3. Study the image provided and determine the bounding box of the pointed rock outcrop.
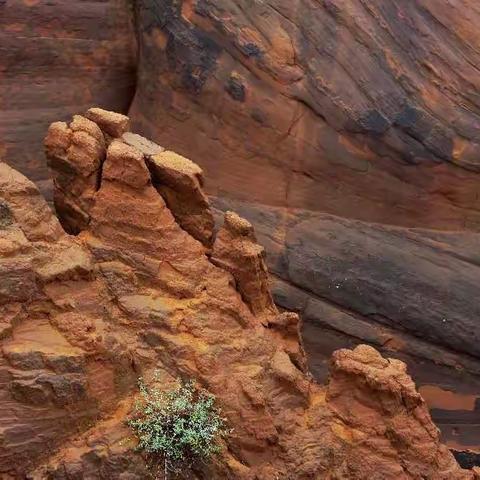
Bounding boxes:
[0,110,476,479]
[211,211,277,318]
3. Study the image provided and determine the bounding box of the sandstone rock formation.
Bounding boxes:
[6,1,480,230]
[216,196,480,454]
[0,0,136,198]
[130,0,480,231]
[3,0,480,461]
[0,109,475,479]
[211,211,276,318]
[133,0,480,452]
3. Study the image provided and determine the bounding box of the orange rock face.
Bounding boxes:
[0,109,477,478]
[211,211,277,318]
[130,0,480,231]
[4,0,480,451]
[128,2,480,451]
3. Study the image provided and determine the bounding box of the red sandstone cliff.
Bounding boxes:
[0,108,476,479]
[128,1,480,453]
[2,0,480,457]
[130,0,480,230]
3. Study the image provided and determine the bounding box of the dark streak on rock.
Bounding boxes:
[394,104,454,162]
[166,28,221,94]
[194,0,210,17]
[251,108,269,125]
[239,42,262,58]
[452,449,480,469]
[344,110,391,135]
[139,0,221,94]
[0,201,13,229]
[225,75,246,102]
[359,110,391,135]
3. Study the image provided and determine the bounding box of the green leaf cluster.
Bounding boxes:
[128,378,229,476]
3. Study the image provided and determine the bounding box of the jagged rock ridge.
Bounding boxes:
[3,0,480,454]
[0,108,477,479]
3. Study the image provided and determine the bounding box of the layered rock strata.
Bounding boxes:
[4,0,480,455]
[0,109,476,478]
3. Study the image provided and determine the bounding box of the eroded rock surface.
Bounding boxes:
[4,1,480,458]
[0,0,137,198]
[130,0,480,231]
[326,345,474,480]
[7,0,480,231]
[211,211,277,318]
[127,2,480,454]
[0,110,476,479]
[213,196,480,453]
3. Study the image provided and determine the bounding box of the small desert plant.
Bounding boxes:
[128,376,229,479]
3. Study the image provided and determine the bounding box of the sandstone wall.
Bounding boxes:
[127,0,480,455]
[0,109,477,479]
[2,0,480,459]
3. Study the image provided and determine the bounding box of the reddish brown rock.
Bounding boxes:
[84,107,130,139]
[126,6,480,457]
[211,211,277,318]
[266,311,307,373]
[4,2,480,459]
[130,0,480,232]
[0,0,136,198]
[0,111,477,478]
[8,0,480,232]
[125,3,480,456]
[44,116,106,234]
[214,196,480,454]
[103,139,151,189]
[325,345,471,480]
[147,150,215,247]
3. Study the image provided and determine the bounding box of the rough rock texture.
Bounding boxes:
[0,110,476,479]
[126,1,480,455]
[4,0,480,462]
[0,0,137,198]
[147,150,215,247]
[211,211,276,318]
[130,0,480,231]
[44,115,107,234]
[326,345,480,480]
[8,0,480,229]
[213,196,480,453]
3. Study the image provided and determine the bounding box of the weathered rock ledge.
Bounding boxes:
[3,0,480,456]
[0,108,477,479]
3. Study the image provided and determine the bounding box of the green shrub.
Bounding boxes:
[128,377,229,478]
